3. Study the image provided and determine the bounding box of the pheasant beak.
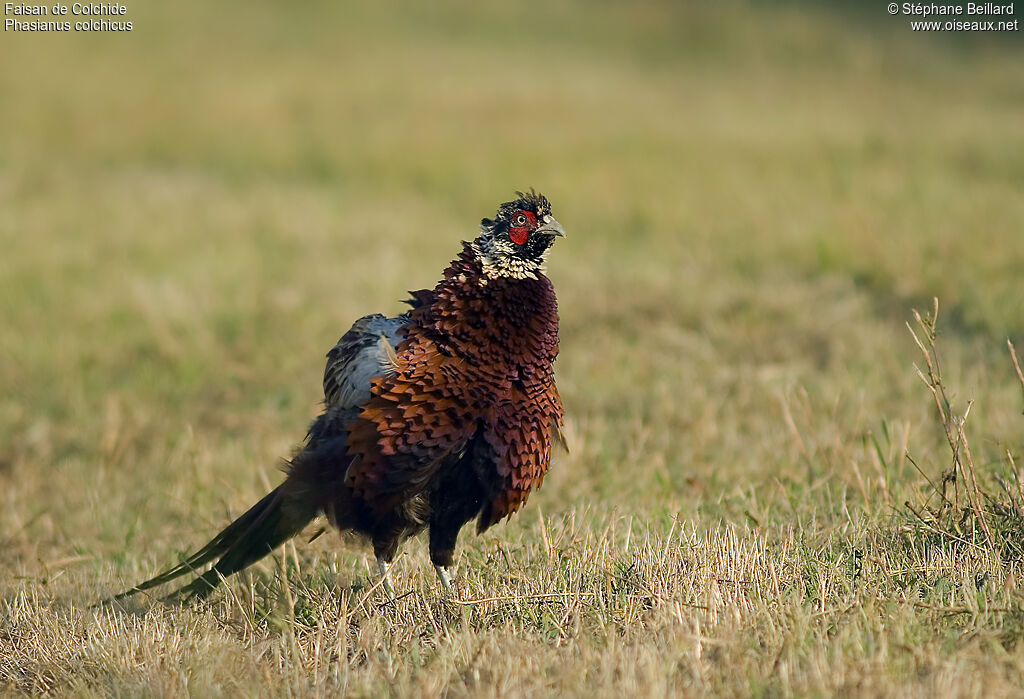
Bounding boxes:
[536,216,566,239]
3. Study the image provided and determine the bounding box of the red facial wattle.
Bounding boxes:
[509,210,537,245]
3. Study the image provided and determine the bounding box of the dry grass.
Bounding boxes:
[3,0,1024,696]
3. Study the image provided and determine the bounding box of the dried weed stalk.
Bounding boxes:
[905,298,1024,564]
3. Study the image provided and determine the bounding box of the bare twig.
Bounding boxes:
[449,592,597,606]
[913,602,1011,615]
[904,452,951,509]
[448,590,710,611]
[1009,339,1024,409]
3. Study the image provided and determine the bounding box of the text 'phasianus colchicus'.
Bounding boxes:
[110,191,566,602]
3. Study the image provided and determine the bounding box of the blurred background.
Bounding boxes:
[1,0,1022,552]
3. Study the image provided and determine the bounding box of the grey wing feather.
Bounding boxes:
[323,313,408,410]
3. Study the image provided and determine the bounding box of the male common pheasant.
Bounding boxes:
[111,190,565,602]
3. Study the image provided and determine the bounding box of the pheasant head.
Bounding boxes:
[472,190,566,281]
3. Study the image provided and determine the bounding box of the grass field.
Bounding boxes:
[2,1,1024,695]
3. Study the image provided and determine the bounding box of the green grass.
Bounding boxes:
[2,0,1024,695]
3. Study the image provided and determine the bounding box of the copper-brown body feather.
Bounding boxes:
[346,244,562,525]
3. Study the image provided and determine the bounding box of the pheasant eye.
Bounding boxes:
[512,213,528,227]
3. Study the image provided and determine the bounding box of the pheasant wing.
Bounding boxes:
[344,333,477,512]
[323,313,407,411]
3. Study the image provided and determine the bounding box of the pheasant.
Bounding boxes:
[110,190,566,602]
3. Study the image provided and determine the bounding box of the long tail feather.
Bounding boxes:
[108,485,315,604]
